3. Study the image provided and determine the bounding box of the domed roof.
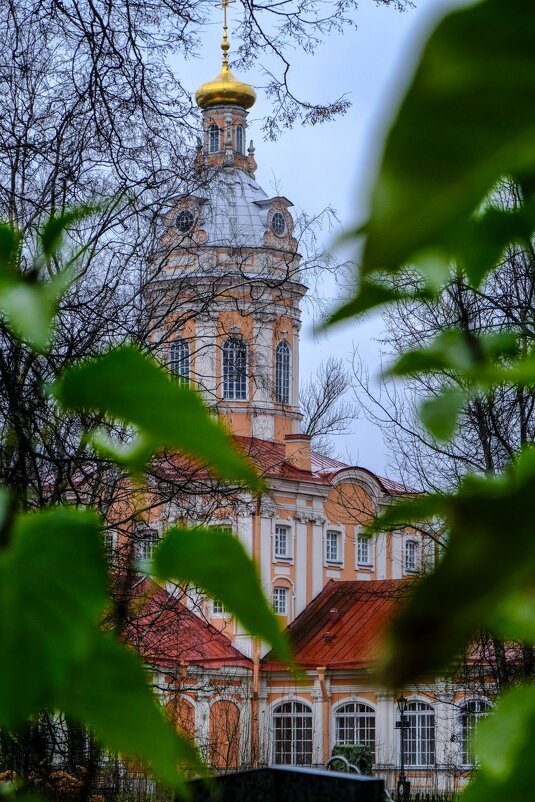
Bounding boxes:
[195,63,257,110]
[198,168,269,248]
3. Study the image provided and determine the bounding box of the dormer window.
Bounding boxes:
[235,124,244,154]
[208,124,220,154]
[175,209,195,235]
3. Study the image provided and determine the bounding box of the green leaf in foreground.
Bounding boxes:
[462,685,535,802]
[328,0,535,325]
[60,633,202,790]
[0,507,106,728]
[380,448,535,685]
[52,345,262,488]
[420,388,469,441]
[153,526,291,663]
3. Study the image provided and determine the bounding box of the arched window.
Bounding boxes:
[404,701,435,767]
[335,702,376,761]
[235,124,244,154]
[222,337,248,400]
[460,700,490,766]
[209,700,240,769]
[167,697,195,744]
[275,340,291,404]
[272,586,288,615]
[208,124,220,154]
[272,701,312,766]
[168,338,190,385]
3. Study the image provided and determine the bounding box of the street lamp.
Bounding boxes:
[396,696,410,802]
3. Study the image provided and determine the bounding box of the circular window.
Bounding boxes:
[176,209,195,234]
[271,211,286,237]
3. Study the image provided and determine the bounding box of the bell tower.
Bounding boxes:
[151,1,306,444]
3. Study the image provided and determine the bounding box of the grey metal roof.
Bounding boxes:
[197,168,286,248]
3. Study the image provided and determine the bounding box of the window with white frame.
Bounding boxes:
[272,701,313,765]
[272,586,289,615]
[168,338,190,384]
[274,525,291,559]
[208,124,220,153]
[357,534,373,566]
[404,701,435,767]
[235,124,244,154]
[326,530,342,563]
[405,539,419,573]
[222,337,248,400]
[460,699,490,766]
[135,526,159,562]
[275,340,291,404]
[212,599,230,616]
[335,702,376,761]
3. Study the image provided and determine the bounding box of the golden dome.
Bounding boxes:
[195,1,256,111]
[195,63,257,110]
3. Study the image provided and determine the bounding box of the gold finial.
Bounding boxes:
[219,0,234,70]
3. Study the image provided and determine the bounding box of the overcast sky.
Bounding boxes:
[174,0,463,478]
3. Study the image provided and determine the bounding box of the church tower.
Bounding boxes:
[153,3,307,445]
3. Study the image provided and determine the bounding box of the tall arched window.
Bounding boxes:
[235,124,244,154]
[208,124,220,154]
[460,700,490,766]
[168,338,190,385]
[335,702,376,761]
[275,340,291,404]
[404,701,435,767]
[272,701,312,766]
[222,337,248,400]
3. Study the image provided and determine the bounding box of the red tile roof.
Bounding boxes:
[125,580,252,671]
[154,436,415,495]
[262,579,411,671]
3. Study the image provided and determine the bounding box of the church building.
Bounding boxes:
[129,15,489,796]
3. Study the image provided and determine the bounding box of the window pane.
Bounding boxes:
[209,124,220,153]
[357,535,371,565]
[326,531,340,562]
[223,337,248,400]
[273,587,288,615]
[275,341,291,404]
[404,702,435,767]
[275,525,289,558]
[335,702,376,762]
[272,702,313,766]
[169,338,190,384]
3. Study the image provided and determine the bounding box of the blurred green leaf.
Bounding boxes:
[40,206,97,258]
[462,685,535,802]
[0,508,106,728]
[420,388,469,440]
[326,280,411,326]
[457,196,535,287]
[387,331,519,377]
[329,0,535,325]
[52,345,262,488]
[490,588,535,642]
[0,224,20,273]
[381,448,535,686]
[153,526,291,663]
[60,633,202,790]
[0,270,71,351]
[366,495,442,535]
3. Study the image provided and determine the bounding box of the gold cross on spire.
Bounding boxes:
[218,0,235,69]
